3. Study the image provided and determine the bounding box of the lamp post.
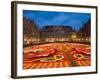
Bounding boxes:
[71,32,77,42]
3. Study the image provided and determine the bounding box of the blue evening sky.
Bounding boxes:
[23,10,91,31]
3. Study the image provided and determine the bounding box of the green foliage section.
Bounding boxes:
[65,52,78,66]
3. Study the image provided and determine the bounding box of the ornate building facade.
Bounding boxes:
[40,26,74,42]
[78,19,91,42]
[23,18,91,46]
[23,17,40,45]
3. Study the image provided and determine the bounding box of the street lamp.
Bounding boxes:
[71,32,77,41]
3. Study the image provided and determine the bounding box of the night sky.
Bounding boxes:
[23,10,91,31]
